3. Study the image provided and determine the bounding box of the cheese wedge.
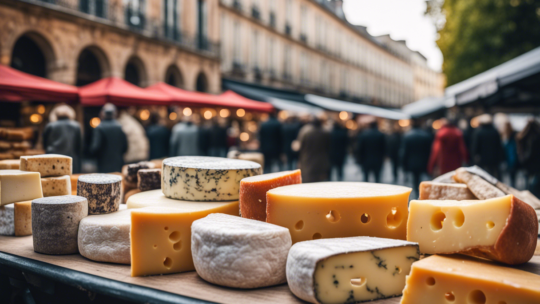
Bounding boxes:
[287,237,420,304]
[407,195,538,264]
[266,182,411,243]
[0,201,32,236]
[453,168,505,199]
[419,181,475,200]
[401,255,540,304]
[20,154,72,177]
[0,170,43,206]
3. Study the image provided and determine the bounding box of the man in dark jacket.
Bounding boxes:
[355,121,386,183]
[401,119,433,194]
[259,112,282,173]
[298,118,330,182]
[330,121,349,181]
[90,103,128,173]
[471,114,503,178]
[386,124,402,183]
[209,118,229,157]
[145,112,170,160]
[281,116,301,170]
[43,105,82,173]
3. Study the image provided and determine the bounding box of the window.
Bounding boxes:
[252,30,259,68]
[300,52,308,83]
[300,5,308,41]
[320,60,327,88]
[283,44,291,78]
[233,21,242,64]
[285,0,292,29]
[197,0,208,50]
[80,0,107,18]
[126,0,145,30]
[163,0,180,40]
[267,37,274,72]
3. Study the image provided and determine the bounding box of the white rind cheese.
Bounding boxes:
[162,156,262,201]
[41,175,71,197]
[191,213,292,289]
[0,204,15,235]
[286,237,420,304]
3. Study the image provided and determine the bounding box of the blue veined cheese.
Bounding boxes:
[286,237,420,304]
[162,157,262,201]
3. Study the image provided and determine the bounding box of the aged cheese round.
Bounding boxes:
[137,168,161,191]
[77,174,122,215]
[162,156,262,201]
[78,208,132,264]
[32,195,88,254]
[191,213,292,289]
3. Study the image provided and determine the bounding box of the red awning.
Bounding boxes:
[218,90,274,113]
[145,82,223,107]
[0,65,79,103]
[79,77,172,106]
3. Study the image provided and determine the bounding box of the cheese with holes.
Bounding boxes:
[0,170,43,206]
[78,208,132,264]
[137,169,161,191]
[401,255,540,304]
[240,170,301,221]
[123,161,155,184]
[77,174,122,215]
[41,175,71,197]
[191,213,292,288]
[0,159,20,169]
[266,182,411,243]
[32,195,88,254]
[407,195,538,264]
[0,201,32,236]
[20,154,72,177]
[130,200,240,277]
[453,168,505,199]
[162,156,262,201]
[287,237,419,304]
[419,181,475,200]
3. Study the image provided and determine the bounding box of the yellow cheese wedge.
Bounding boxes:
[401,255,540,304]
[266,182,411,243]
[0,170,43,206]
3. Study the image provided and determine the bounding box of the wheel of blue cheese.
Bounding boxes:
[77,174,122,215]
[162,157,262,201]
[32,195,88,255]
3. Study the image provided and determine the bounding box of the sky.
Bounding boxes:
[342,0,443,71]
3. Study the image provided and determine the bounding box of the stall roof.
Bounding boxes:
[267,97,324,115]
[0,65,79,103]
[401,96,448,118]
[146,82,224,107]
[218,90,274,113]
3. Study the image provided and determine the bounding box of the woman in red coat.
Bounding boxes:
[428,120,469,176]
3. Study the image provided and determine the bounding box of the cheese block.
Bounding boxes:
[0,159,19,169]
[240,169,302,221]
[77,174,122,215]
[419,181,475,200]
[20,154,72,177]
[401,255,540,304]
[32,195,88,254]
[0,201,32,236]
[0,170,43,206]
[122,161,155,184]
[41,175,71,197]
[137,169,161,191]
[266,182,411,243]
[407,195,538,264]
[191,213,292,288]
[162,156,262,201]
[453,168,505,199]
[287,237,420,304]
[78,209,133,264]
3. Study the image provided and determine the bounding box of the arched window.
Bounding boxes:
[76,47,110,86]
[195,72,208,92]
[165,65,183,88]
[124,56,147,87]
[10,35,48,78]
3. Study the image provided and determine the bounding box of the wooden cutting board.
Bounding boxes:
[1,236,539,304]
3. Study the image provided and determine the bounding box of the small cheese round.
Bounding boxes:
[191,213,292,289]
[77,174,122,215]
[162,156,262,201]
[32,195,88,254]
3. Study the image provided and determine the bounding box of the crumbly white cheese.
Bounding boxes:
[191,213,292,288]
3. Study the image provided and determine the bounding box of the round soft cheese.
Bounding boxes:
[191,213,292,288]
[32,195,88,254]
[78,209,132,264]
[162,156,262,201]
[77,174,122,215]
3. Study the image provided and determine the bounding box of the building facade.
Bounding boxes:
[0,0,221,93]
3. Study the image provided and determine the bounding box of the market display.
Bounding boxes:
[77,174,122,214]
[418,181,475,200]
[0,170,43,205]
[20,154,72,177]
[123,161,155,184]
[0,201,32,236]
[41,175,71,197]
[137,168,161,191]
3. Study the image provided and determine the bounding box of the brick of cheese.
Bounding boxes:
[0,159,20,169]
[77,174,122,215]
[407,195,538,264]
[191,213,292,288]
[122,161,155,184]
[32,195,88,254]
[287,237,420,304]
[401,255,540,304]
[266,182,412,243]
[419,181,475,200]
[162,156,262,201]
[20,154,72,177]
[0,170,43,206]
[0,201,32,236]
[128,191,240,277]
[453,168,505,199]
[240,169,302,221]
[137,169,161,192]
[41,175,71,197]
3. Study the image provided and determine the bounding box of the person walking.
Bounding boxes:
[145,112,170,160]
[330,121,349,181]
[259,112,282,173]
[516,119,540,196]
[118,109,149,164]
[298,118,330,183]
[42,105,82,173]
[281,116,301,170]
[502,121,518,187]
[428,119,468,177]
[386,123,402,183]
[354,120,386,183]
[401,119,433,194]
[89,103,128,173]
[170,118,200,156]
[209,118,229,157]
[470,114,503,178]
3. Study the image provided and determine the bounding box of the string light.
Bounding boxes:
[139,110,150,121]
[220,109,230,118]
[30,114,42,124]
[236,108,245,117]
[183,107,192,116]
[239,132,250,141]
[169,112,177,120]
[204,110,213,120]
[339,111,349,121]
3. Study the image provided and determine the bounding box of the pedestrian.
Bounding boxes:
[330,120,349,181]
[43,104,82,173]
[89,103,128,173]
[387,122,402,183]
[259,112,282,173]
[170,117,201,156]
[145,111,170,160]
[516,119,540,196]
[209,118,229,157]
[354,120,386,183]
[502,121,518,187]
[428,119,468,176]
[281,116,301,170]
[401,119,433,194]
[198,120,212,156]
[470,114,503,178]
[298,117,330,183]
[118,109,149,163]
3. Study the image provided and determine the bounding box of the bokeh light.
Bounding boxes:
[169,112,177,120]
[30,114,42,124]
[236,108,245,117]
[204,110,213,120]
[339,111,349,121]
[398,119,410,128]
[139,109,150,121]
[220,109,230,118]
[432,119,444,130]
[239,132,250,141]
[183,107,192,116]
[37,105,46,114]
[90,117,101,128]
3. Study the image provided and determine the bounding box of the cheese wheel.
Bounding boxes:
[419,181,475,200]
[162,156,262,201]
[137,168,161,191]
[191,213,292,288]
[122,161,155,184]
[127,190,239,211]
[0,201,32,236]
[32,195,88,254]
[77,174,122,215]
[20,154,72,177]
[41,175,71,197]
